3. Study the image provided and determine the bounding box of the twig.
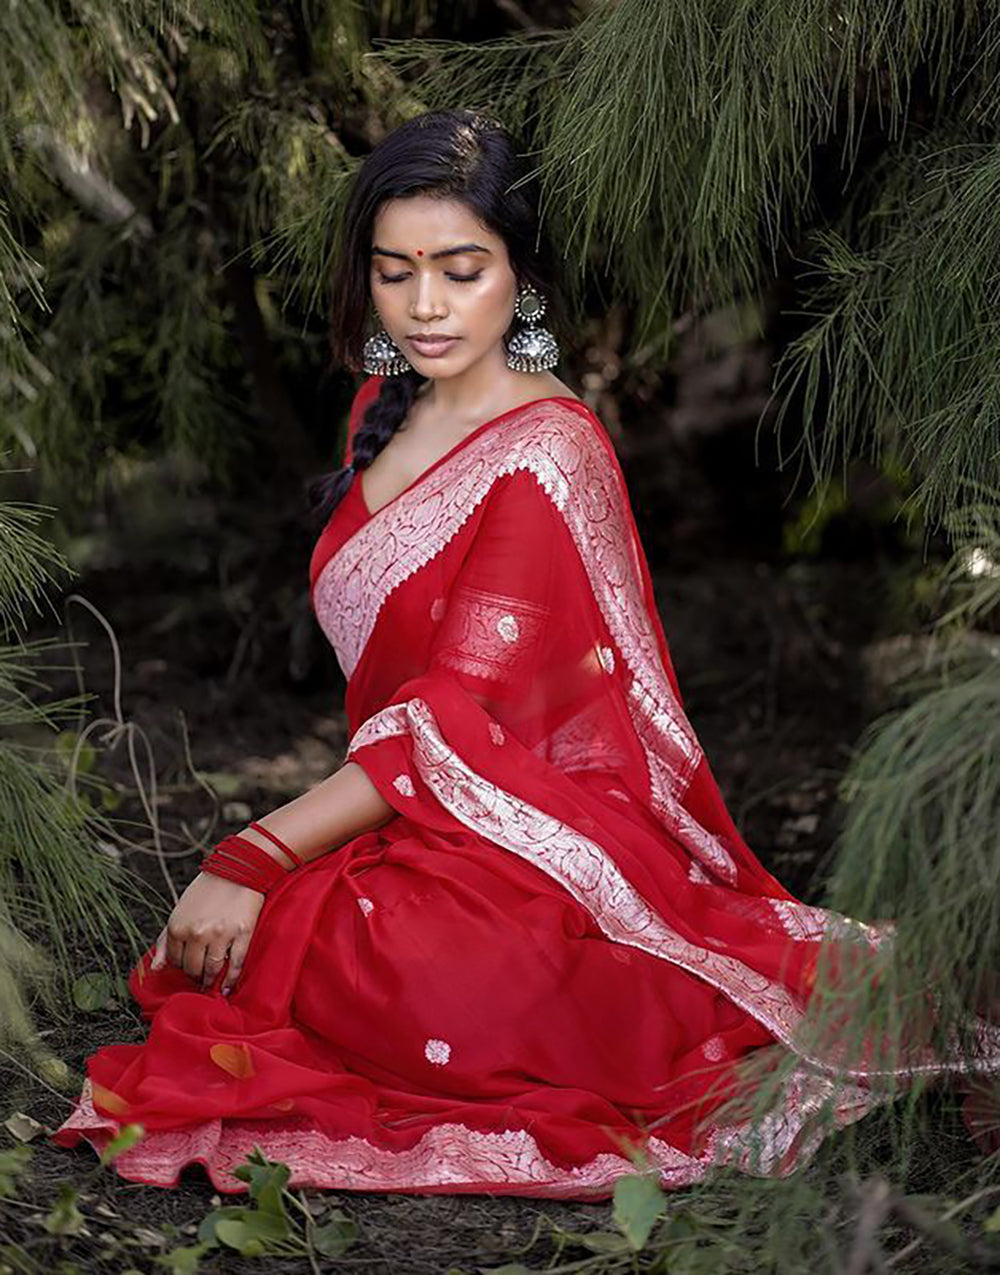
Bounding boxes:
[886,1183,1000,1269]
[493,0,541,30]
[63,594,124,728]
[224,608,261,686]
[843,1175,892,1275]
[891,1192,1000,1269]
[176,706,221,850]
[296,1190,323,1275]
[61,594,179,903]
[0,1044,76,1105]
[125,718,176,903]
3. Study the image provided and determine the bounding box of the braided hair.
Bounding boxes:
[308,369,426,526]
[308,108,562,527]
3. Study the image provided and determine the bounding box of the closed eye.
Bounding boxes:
[377,272,483,284]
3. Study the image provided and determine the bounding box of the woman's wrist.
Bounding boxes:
[199,822,306,895]
[196,867,268,897]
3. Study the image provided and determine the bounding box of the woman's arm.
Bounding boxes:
[152,760,395,992]
[234,759,396,866]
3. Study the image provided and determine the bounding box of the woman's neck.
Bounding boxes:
[414,347,552,429]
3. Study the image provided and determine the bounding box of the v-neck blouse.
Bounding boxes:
[307,394,589,598]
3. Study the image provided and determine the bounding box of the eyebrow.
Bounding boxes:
[370,242,492,262]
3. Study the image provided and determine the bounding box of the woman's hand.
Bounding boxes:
[151,873,265,994]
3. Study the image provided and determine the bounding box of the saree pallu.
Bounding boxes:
[52,384,1000,1196]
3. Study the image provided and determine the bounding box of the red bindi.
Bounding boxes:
[416,249,423,257]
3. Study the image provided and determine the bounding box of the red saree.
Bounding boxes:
[52,379,1000,1197]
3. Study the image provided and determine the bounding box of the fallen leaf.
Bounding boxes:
[209,1042,255,1079]
[36,1056,72,1089]
[4,1112,45,1142]
[92,1082,131,1117]
[73,972,115,1012]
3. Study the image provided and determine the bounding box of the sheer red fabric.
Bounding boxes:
[52,380,1000,1196]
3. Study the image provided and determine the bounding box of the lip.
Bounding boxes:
[408,335,460,357]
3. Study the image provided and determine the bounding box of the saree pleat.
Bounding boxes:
[52,379,1000,1196]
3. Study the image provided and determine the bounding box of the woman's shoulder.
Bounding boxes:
[521,372,584,408]
[538,371,579,396]
[499,391,620,499]
[517,383,608,447]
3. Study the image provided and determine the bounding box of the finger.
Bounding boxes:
[182,937,206,981]
[166,928,185,971]
[150,927,168,970]
[221,932,251,995]
[200,945,230,992]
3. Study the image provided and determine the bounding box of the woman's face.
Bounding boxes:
[369,194,519,379]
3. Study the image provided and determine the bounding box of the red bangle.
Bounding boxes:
[248,821,305,869]
[201,833,299,895]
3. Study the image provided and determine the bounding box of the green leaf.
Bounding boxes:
[613,1171,666,1251]
[239,1157,291,1210]
[156,1245,213,1275]
[214,1218,266,1257]
[55,731,95,773]
[662,1252,728,1275]
[198,1206,248,1245]
[99,1122,144,1165]
[36,1055,73,1089]
[0,1145,33,1198]
[312,1209,359,1257]
[200,1204,288,1255]
[213,1212,287,1256]
[100,785,123,811]
[43,1183,85,1236]
[662,1209,702,1241]
[575,1229,632,1254]
[72,971,114,1012]
[213,1219,258,1255]
[985,1204,1000,1233]
[203,771,248,799]
[225,1150,296,1231]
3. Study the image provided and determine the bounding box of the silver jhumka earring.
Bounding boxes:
[362,326,411,376]
[505,285,559,372]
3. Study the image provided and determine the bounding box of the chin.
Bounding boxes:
[413,356,474,380]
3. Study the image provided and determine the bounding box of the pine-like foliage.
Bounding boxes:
[0,491,145,1045]
[3,1,1000,1264]
[0,0,471,506]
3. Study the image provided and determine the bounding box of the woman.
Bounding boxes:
[53,109,1000,1196]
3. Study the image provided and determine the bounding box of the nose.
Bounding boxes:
[409,271,447,320]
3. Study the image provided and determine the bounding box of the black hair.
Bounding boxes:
[307,108,564,527]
